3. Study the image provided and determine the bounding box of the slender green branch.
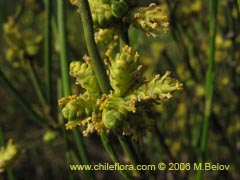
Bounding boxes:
[196,0,218,179]
[117,27,144,178]
[100,133,132,180]
[119,23,144,172]
[76,1,139,179]
[57,1,94,179]
[75,1,120,175]
[27,61,48,109]
[57,0,71,96]
[57,78,79,180]
[0,69,46,126]
[43,0,52,105]
[118,136,142,177]
[77,0,111,93]
[71,130,95,180]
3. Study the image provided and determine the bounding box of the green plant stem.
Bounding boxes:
[100,133,132,180]
[118,136,142,177]
[57,1,94,179]
[57,78,76,180]
[77,0,111,93]
[76,1,119,174]
[57,0,71,96]
[0,69,46,126]
[76,1,141,179]
[43,0,52,105]
[72,129,93,171]
[27,61,48,109]
[117,26,144,177]
[65,151,74,180]
[196,1,218,180]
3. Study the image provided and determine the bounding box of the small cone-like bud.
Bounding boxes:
[128,3,169,37]
[107,45,143,96]
[0,140,18,173]
[111,1,128,18]
[70,57,101,96]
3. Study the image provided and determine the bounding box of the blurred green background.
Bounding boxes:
[0,0,239,179]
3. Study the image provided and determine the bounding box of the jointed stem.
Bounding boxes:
[57,1,94,179]
[57,0,71,97]
[77,1,134,179]
[77,0,111,93]
[196,0,218,179]
[27,61,48,109]
[100,133,132,180]
[43,0,52,105]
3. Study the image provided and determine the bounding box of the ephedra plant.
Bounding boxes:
[58,0,181,179]
[0,1,182,179]
[3,0,239,179]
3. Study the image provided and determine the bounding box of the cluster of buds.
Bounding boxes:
[128,71,183,103]
[128,3,169,37]
[70,0,135,28]
[0,139,18,173]
[59,46,182,139]
[105,45,143,96]
[3,17,42,67]
[94,28,118,45]
[101,94,135,129]
[62,1,179,139]
[70,56,101,96]
[70,1,169,38]
[94,28,119,54]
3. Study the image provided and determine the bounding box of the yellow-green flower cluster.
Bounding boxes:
[128,3,169,37]
[59,45,182,139]
[70,0,133,28]
[0,139,18,173]
[70,56,101,96]
[70,1,168,39]
[106,45,143,96]
[3,17,42,67]
[94,28,119,55]
[94,28,118,45]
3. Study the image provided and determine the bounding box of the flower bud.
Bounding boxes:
[102,109,123,128]
[90,3,115,28]
[0,139,18,173]
[70,57,101,95]
[43,130,58,143]
[62,96,91,121]
[111,0,128,18]
[107,45,142,96]
[62,101,85,121]
[101,95,134,129]
[132,71,182,102]
[128,3,169,37]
